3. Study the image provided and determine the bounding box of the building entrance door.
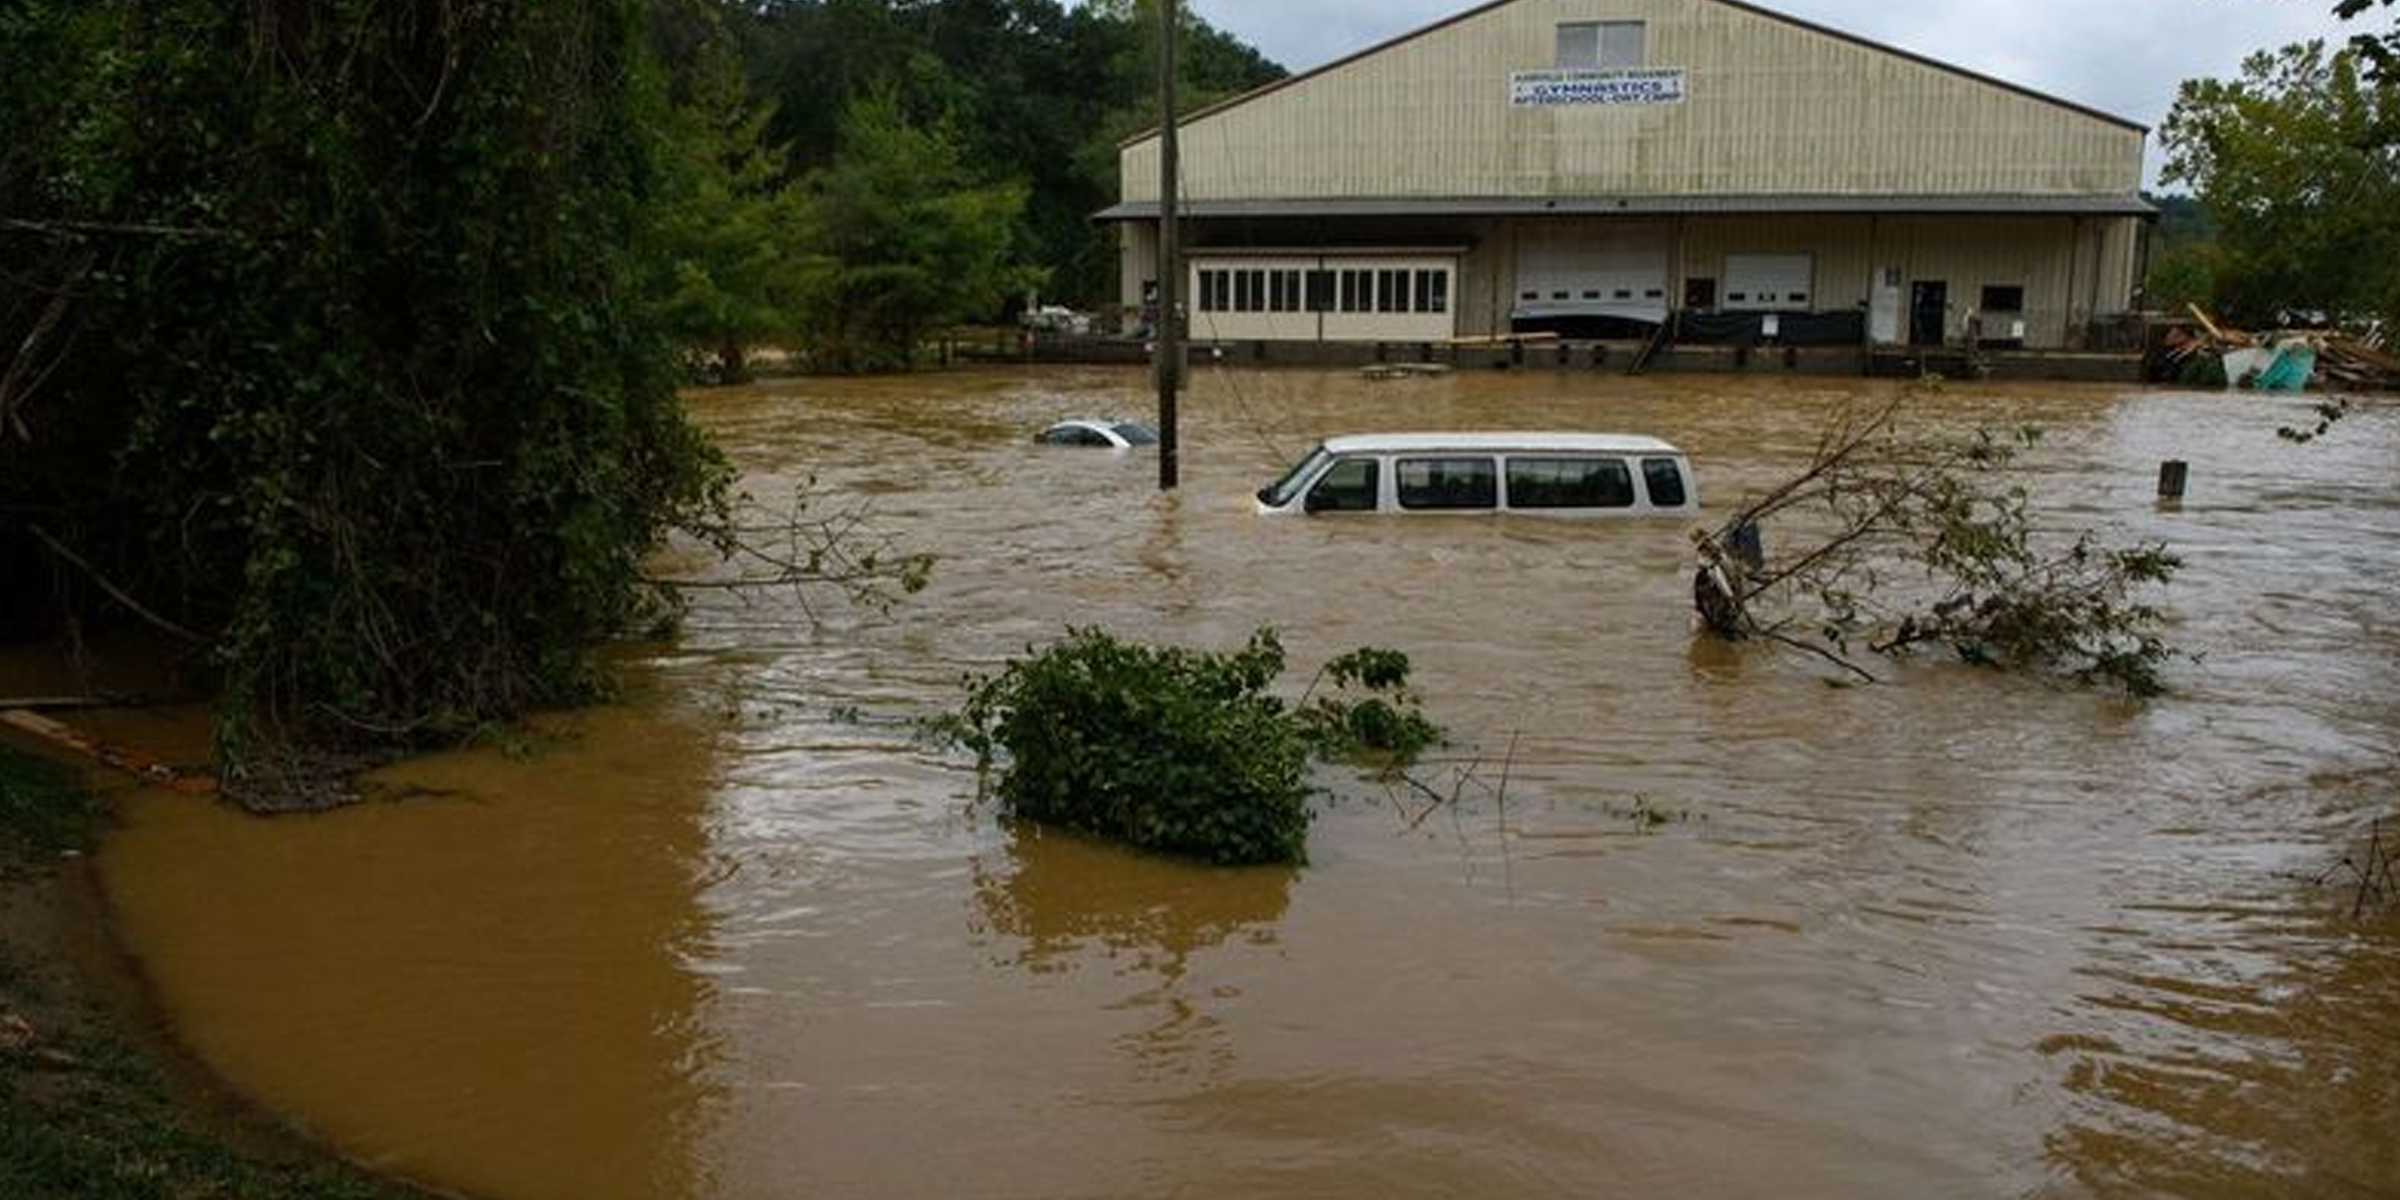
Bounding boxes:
[1909,281,1948,346]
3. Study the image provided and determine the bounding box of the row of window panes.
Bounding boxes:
[1521,286,1669,301]
[1196,268,1449,315]
[1308,455,1686,512]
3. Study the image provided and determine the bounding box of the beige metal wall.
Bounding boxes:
[1215,214,2144,346]
[1123,0,2144,203]
[1120,222,1157,325]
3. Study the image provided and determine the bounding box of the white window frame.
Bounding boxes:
[1598,21,1646,70]
[1555,22,1600,69]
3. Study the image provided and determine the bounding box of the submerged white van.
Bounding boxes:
[1255,432,1698,517]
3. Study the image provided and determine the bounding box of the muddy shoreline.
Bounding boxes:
[0,731,457,1200]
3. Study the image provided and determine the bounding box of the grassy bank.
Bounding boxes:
[0,742,434,1200]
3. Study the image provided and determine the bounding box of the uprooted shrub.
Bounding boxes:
[944,628,1441,866]
[1294,646,1444,766]
[1693,384,2184,696]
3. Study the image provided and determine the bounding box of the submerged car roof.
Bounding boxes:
[1316,432,1684,456]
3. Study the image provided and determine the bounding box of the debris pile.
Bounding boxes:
[2318,338,2400,390]
[2154,305,2399,390]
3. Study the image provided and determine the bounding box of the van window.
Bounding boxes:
[1261,446,1332,508]
[1506,457,1633,508]
[1306,457,1379,512]
[1640,457,1688,507]
[1396,457,1498,510]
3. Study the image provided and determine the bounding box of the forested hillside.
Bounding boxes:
[724,0,1284,312]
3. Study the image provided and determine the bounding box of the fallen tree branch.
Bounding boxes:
[1690,381,2183,695]
[24,524,207,645]
[644,485,933,620]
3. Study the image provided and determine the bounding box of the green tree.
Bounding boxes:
[1,0,730,803]
[653,14,813,383]
[795,94,1032,371]
[2334,0,2399,79]
[2139,193,2220,313]
[724,0,1283,308]
[2160,40,2400,330]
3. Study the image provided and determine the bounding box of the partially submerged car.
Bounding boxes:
[1036,418,1159,449]
[1256,432,1696,517]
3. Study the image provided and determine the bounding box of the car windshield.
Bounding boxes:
[1258,445,1332,507]
[1110,421,1159,446]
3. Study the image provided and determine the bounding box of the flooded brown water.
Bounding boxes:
[97,368,2400,1199]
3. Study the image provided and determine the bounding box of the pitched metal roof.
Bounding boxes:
[1095,194,2159,222]
[1121,0,2147,149]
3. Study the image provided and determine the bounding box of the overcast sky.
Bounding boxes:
[1101,0,2370,186]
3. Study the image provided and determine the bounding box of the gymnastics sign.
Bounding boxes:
[1509,68,1687,107]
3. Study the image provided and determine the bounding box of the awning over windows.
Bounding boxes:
[1095,194,2156,222]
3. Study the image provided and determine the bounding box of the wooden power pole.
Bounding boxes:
[1155,0,1181,491]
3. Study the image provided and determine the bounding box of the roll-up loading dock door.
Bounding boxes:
[1722,254,1814,311]
[1512,223,1670,327]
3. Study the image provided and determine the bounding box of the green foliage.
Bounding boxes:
[2334,0,2399,80]
[651,12,815,383]
[726,0,1284,308]
[2160,40,2400,332]
[950,628,1312,865]
[793,93,1034,371]
[1,1,733,801]
[2140,194,2221,313]
[1295,647,1444,766]
[942,629,1447,864]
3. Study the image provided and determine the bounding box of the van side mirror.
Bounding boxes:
[1303,489,1333,513]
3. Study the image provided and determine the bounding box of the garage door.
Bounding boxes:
[1513,223,1669,323]
[1723,254,1814,311]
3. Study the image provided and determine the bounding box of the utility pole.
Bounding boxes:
[1155,0,1181,491]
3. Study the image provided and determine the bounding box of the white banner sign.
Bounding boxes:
[1509,68,1687,107]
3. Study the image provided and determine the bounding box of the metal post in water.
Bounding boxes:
[2157,459,2188,502]
[1155,0,1181,491]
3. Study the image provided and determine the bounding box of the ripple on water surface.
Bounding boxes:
[95,370,2400,1200]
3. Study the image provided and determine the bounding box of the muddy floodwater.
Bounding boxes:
[98,368,2399,1199]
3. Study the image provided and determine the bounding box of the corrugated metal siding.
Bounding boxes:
[1123,0,2143,204]
[1158,215,2141,346]
[1120,223,1156,327]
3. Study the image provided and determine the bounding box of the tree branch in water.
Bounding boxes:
[1691,381,2183,695]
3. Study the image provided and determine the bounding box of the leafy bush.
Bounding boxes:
[947,630,1447,865]
[951,628,1311,865]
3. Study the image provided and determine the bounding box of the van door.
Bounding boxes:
[1302,457,1380,513]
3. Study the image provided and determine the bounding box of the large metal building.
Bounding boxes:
[1101,0,2152,353]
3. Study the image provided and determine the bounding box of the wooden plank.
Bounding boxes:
[0,709,81,746]
[0,708,217,795]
